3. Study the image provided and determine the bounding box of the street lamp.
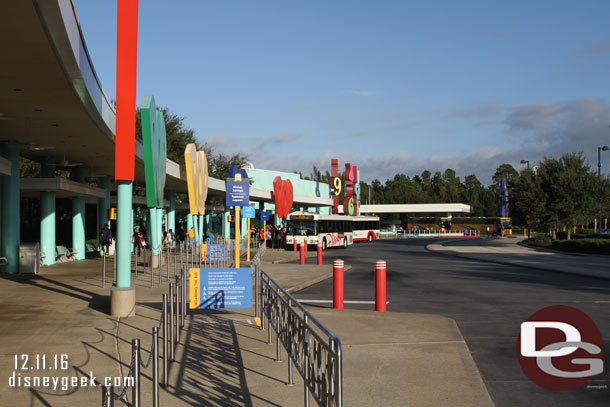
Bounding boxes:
[598,145,609,232]
[520,159,530,169]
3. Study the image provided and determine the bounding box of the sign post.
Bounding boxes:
[226,168,249,269]
[261,210,269,248]
[243,205,255,261]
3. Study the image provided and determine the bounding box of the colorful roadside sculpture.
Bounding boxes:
[273,177,294,219]
[330,159,360,216]
[184,143,209,215]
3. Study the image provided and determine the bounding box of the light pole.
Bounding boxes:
[598,145,609,232]
[520,159,531,238]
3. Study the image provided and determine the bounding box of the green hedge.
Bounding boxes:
[524,237,610,255]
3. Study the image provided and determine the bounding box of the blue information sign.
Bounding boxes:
[260,210,269,221]
[226,180,250,206]
[189,268,252,309]
[243,205,255,218]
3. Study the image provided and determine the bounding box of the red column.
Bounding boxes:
[304,238,308,252]
[293,239,297,251]
[299,241,305,264]
[333,259,344,309]
[375,260,387,312]
[317,243,323,265]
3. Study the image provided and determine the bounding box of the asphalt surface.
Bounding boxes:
[295,239,610,407]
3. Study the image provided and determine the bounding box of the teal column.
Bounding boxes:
[116,181,133,288]
[98,176,110,233]
[40,157,56,266]
[157,207,163,248]
[198,215,204,243]
[71,168,85,260]
[193,215,200,245]
[0,141,19,274]
[168,190,175,235]
[223,210,230,239]
[187,213,193,231]
[150,207,159,255]
[40,192,56,265]
[241,211,248,238]
[72,197,85,260]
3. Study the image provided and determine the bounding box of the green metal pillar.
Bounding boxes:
[116,181,133,288]
[157,207,163,248]
[40,157,56,266]
[223,210,230,239]
[187,213,193,231]
[150,207,159,255]
[198,214,204,243]
[193,215,200,245]
[71,168,86,260]
[0,141,19,273]
[72,197,85,260]
[168,190,175,235]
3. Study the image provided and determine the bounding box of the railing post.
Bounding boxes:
[169,283,174,361]
[135,246,138,277]
[132,338,140,407]
[167,245,170,281]
[333,260,344,309]
[152,326,159,407]
[175,276,180,344]
[150,248,154,288]
[180,270,189,327]
[101,384,113,407]
[162,294,168,387]
[102,252,106,289]
[113,252,117,284]
[304,314,309,407]
[276,288,281,362]
[375,260,387,312]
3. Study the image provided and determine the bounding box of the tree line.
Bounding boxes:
[299,153,610,239]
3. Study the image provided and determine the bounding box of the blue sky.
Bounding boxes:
[74,0,610,184]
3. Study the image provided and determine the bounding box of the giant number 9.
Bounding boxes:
[333,177,342,196]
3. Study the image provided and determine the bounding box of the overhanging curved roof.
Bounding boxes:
[0,0,333,208]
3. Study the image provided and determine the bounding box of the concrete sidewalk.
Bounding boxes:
[427,236,610,280]
[0,249,492,406]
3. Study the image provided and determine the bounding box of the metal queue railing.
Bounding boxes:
[254,245,343,407]
[101,264,188,407]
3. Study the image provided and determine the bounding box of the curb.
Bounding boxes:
[426,242,610,281]
[285,265,352,294]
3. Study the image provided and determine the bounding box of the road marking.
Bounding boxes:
[295,299,390,305]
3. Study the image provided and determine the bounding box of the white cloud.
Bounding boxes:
[350,90,378,97]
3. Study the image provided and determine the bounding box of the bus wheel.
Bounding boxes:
[343,238,348,249]
[368,233,373,242]
[322,239,327,251]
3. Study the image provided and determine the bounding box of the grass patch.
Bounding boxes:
[523,236,610,255]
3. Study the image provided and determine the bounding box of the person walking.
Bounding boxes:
[188,226,195,248]
[100,223,112,256]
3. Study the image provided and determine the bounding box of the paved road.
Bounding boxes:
[295,239,610,407]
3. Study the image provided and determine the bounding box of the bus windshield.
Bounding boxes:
[501,219,512,228]
[287,220,317,236]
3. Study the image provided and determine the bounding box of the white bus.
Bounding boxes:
[285,212,380,250]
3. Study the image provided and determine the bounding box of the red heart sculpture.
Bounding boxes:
[273,177,294,218]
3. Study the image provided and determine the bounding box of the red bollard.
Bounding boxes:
[375,260,387,312]
[317,244,323,265]
[299,241,305,264]
[333,259,344,309]
[304,238,308,252]
[293,239,297,251]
